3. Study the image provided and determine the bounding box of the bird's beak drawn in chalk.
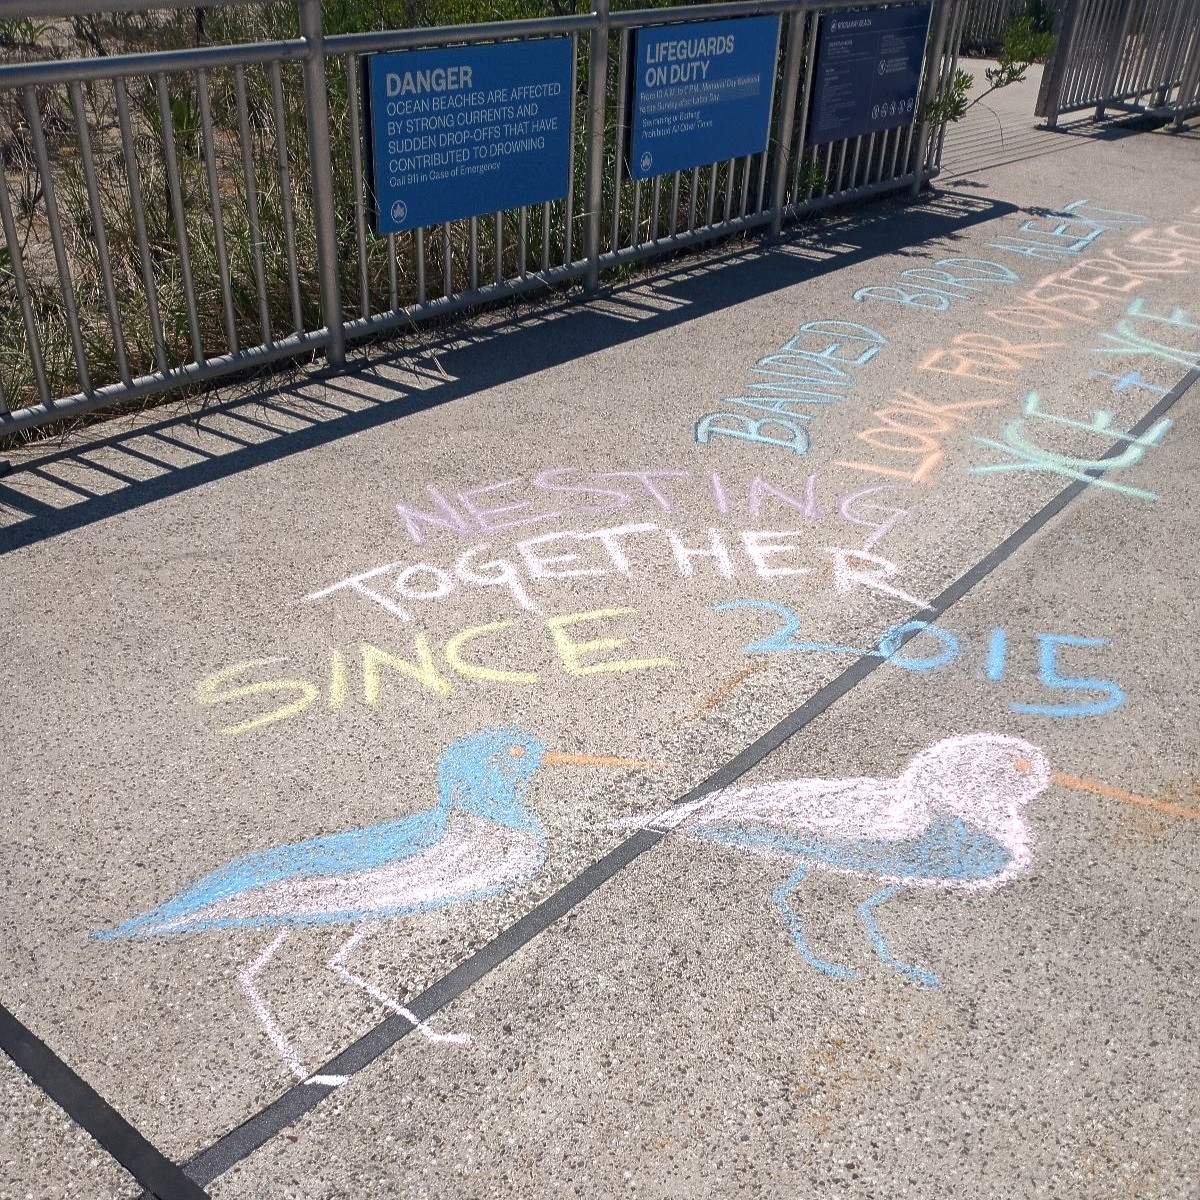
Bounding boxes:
[540,750,666,770]
[1016,759,1200,821]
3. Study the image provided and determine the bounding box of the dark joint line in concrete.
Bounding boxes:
[155,365,1199,1195]
[0,1003,210,1200]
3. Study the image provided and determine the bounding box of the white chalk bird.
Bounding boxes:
[628,733,1050,986]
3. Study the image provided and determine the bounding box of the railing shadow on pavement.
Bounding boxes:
[0,189,1011,557]
[940,106,1188,181]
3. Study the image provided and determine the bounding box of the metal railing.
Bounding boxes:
[0,0,965,437]
[962,0,1064,48]
[1036,0,1200,126]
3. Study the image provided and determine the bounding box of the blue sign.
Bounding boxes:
[628,16,781,182]
[808,4,932,146]
[366,39,573,234]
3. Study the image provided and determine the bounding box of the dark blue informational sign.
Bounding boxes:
[627,15,781,182]
[366,39,573,234]
[807,4,932,146]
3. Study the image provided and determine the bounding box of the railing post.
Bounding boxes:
[299,0,346,366]
[584,0,610,291]
[1036,0,1084,128]
[769,7,807,236]
[909,0,953,198]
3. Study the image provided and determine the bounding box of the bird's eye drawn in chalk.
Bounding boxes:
[91,728,659,1087]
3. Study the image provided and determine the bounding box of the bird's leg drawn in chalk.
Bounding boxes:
[236,930,320,1082]
[328,922,471,1050]
[772,864,856,980]
[94,729,661,1086]
[856,884,938,988]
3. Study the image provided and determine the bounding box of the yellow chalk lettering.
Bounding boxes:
[443,621,539,684]
[194,658,319,737]
[329,649,348,710]
[546,608,674,676]
[362,638,451,702]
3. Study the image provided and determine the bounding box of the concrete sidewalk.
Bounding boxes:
[2,66,1198,1200]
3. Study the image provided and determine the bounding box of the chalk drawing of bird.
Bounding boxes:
[93,728,656,1085]
[622,733,1050,988]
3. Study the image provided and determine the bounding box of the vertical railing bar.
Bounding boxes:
[756,7,784,217]
[934,0,966,165]
[791,11,819,201]
[113,77,167,375]
[583,0,610,288]
[0,166,51,407]
[723,156,734,221]
[540,202,551,273]
[1040,0,1086,125]
[863,130,878,186]
[652,173,662,242]
[416,226,426,305]
[847,134,862,192]
[611,29,630,252]
[738,154,751,217]
[565,32,579,265]
[346,55,371,320]
[299,0,343,362]
[631,178,642,248]
[387,233,398,310]
[25,86,94,393]
[495,211,504,285]
[670,170,681,235]
[470,216,480,290]
[443,222,453,297]
[269,61,304,335]
[687,166,699,232]
[153,72,202,362]
[819,140,834,196]
[69,80,131,386]
[908,0,950,181]
[887,119,901,180]
[706,161,718,227]
[519,205,528,278]
[196,68,239,355]
[234,64,273,348]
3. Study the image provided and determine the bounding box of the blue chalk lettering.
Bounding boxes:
[1090,370,1171,398]
[695,413,811,454]
[1010,634,1125,718]
[985,629,1007,682]
[714,599,872,657]
[878,620,960,672]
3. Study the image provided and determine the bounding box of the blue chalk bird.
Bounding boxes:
[94,728,654,1084]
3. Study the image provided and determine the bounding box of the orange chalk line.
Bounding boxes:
[543,751,666,770]
[1052,771,1200,821]
[681,659,769,723]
